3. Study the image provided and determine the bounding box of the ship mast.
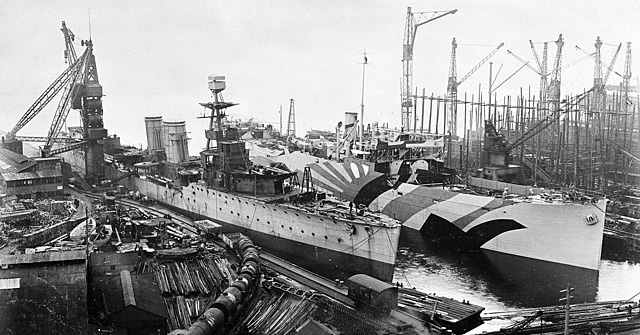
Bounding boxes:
[200,75,238,151]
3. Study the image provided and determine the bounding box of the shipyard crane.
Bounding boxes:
[286,98,296,138]
[575,41,622,89]
[1,21,107,183]
[621,42,632,110]
[530,40,549,106]
[401,7,456,131]
[509,48,591,100]
[446,39,504,136]
[483,88,593,183]
[546,35,565,113]
[61,21,78,64]
[576,40,621,115]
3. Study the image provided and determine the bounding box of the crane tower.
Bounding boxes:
[446,39,503,136]
[286,98,296,138]
[401,7,456,131]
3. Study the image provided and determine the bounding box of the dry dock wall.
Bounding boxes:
[0,250,87,335]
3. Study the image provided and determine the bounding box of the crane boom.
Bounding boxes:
[401,7,456,131]
[507,49,541,75]
[457,42,504,86]
[602,43,622,86]
[530,40,544,74]
[61,21,77,64]
[5,54,86,140]
[44,49,90,152]
[576,43,623,83]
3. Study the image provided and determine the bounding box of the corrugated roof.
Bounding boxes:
[0,148,35,173]
[348,274,395,293]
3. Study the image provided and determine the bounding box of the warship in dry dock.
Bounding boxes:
[108,75,402,282]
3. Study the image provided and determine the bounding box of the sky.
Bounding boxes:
[1,0,639,155]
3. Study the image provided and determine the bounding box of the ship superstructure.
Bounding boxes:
[110,76,401,282]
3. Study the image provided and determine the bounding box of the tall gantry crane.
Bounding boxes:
[546,34,564,114]
[1,21,107,184]
[446,38,504,136]
[401,7,456,131]
[622,42,632,113]
[530,41,549,108]
[576,39,621,113]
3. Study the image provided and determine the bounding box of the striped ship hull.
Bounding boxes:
[276,153,606,271]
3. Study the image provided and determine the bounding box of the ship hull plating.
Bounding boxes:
[110,169,400,282]
[278,154,606,272]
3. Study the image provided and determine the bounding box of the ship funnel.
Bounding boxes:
[144,116,164,151]
[162,120,190,164]
[208,75,226,93]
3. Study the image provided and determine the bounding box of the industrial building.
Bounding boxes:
[0,148,63,200]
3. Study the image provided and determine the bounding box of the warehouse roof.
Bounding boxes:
[0,148,35,173]
[103,270,167,320]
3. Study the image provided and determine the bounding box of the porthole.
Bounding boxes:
[231,211,234,214]
[284,211,287,214]
[267,221,271,224]
[332,220,337,224]
[324,236,328,239]
[295,214,299,217]
[307,216,310,219]
[232,197,235,201]
[289,227,292,230]
[219,208,222,211]
[246,215,249,219]
[281,225,284,228]
[301,230,304,233]
[312,233,315,236]
[256,218,260,222]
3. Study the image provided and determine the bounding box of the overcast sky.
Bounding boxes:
[1,0,638,154]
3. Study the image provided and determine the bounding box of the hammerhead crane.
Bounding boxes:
[446,39,504,136]
[401,7,456,132]
[2,21,106,183]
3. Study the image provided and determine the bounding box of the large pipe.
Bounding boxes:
[170,235,260,335]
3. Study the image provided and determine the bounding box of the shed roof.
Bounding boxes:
[1,169,62,181]
[348,274,395,293]
[0,148,35,173]
[103,270,167,319]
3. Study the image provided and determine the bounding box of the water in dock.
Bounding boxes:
[394,237,640,313]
